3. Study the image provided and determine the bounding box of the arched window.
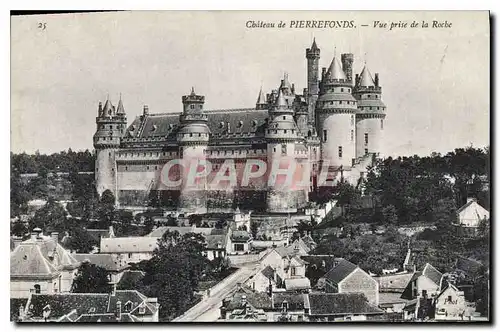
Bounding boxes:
[34,284,41,294]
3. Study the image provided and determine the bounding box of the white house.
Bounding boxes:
[434,284,467,321]
[100,237,160,266]
[454,198,489,236]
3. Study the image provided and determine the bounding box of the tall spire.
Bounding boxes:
[256,86,267,105]
[311,38,319,52]
[276,88,287,108]
[116,93,125,114]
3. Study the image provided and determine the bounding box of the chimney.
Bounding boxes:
[30,232,38,242]
[115,300,122,319]
[13,236,23,249]
[51,232,59,243]
[374,73,379,87]
[291,83,295,94]
[143,105,149,116]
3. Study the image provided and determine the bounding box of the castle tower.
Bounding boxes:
[341,53,354,84]
[177,87,210,215]
[93,96,127,202]
[316,52,358,169]
[306,39,320,128]
[265,89,301,213]
[353,65,386,159]
[256,87,267,110]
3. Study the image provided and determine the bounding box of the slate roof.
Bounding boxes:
[322,258,358,285]
[374,273,414,291]
[73,253,127,272]
[284,278,311,291]
[358,65,375,87]
[261,265,276,280]
[307,293,384,316]
[422,263,443,286]
[274,246,297,258]
[272,292,307,310]
[10,242,59,278]
[125,109,269,141]
[225,290,273,311]
[24,290,157,321]
[378,292,407,306]
[100,237,159,253]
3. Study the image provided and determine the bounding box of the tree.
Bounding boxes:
[94,190,116,229]
[65,228,98,253]
[11,222,28,237]
[250,221,259,239]
[143,215,155,235]
[71,262,112,293]
[381,204,398,225]
[30,198,68,233]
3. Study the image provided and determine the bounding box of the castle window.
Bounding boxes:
[147,166,150,170]
[189,133,193,137]
[190,105,195,110]
[323,130,327,142]
[125,166,128,171]
[381,119,384,129]
[338,146,343,158]
[109,152,111,157]
[348,88,351,93]
[351,115,354,126]
[34,284,41,294]
[365,148,368,155]
[375,95,378,99]
[283,116,286,120]
[367,94,371,98]
[155,166,158,170]
[364,133,369,145]
[351,130,354,141]
[339,101,342,104]
[109,125,112,129]
[284,130,287,134]
[273,147,276,152]
[341,88,344,92]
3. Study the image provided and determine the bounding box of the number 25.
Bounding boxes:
[38,23,46,30]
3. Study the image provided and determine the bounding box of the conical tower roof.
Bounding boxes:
[358,65,375,87]
[256,87,267,105]
[276,89,287,108]
[102,99,113,115]
[310,38,319,52]
[116,95,125,114]
[325,56,346,81]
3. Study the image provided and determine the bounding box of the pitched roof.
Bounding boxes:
[310,38,319,52]
[272,292,307,310]
[261,265,276,280]
[116,98,125,114]
[422,263,443,286]
[86,228,114,243]
[73,253,127,272]
[256,87,267,105]
[308,293,384,316]
[100,237,159,253]
[284,278,311,291]
[10,242,59,277]
[323,258,358,285]
[378,292,407,306]
[225,291,273,311]
[301,255,340,272]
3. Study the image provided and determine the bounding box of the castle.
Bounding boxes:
[93,39,387,214]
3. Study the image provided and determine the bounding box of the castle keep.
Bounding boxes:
[93,39,387,214]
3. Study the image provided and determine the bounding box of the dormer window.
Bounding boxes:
[138,305,146,315]
[237,121,243,128]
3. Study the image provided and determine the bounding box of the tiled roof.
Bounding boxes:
[422,263,443,286]
[375,273,414,291]
[308,293,384,316]
[75,313,139,322]
[10,242,59,277]
[73,253,127,272]
[284,278,311,291]
[261,266,276,280]
[378,292,407,305]
[323,259,358,285]
[325,56,346,81]
[274,246,297,258]
[100,237,159,253]
[272,292,307,310]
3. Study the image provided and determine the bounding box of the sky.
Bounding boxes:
[11,11,490,157]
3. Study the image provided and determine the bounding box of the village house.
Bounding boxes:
[453,198,489,237]
[100,236,160,266]
[434,284,468,321]
[10,229,80,299]
[401,263,444,301]
[318,259,379,305]
[306,293,384,322]
[17,290,159,322]
[246,266,280,293]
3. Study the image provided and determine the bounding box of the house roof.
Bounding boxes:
[323,258,358,285]
[10,242,59,277]
[272,292,307,310]
[205,234,227,249]
[307,293,384,316]
[375,273,414,291]
[74,313,139,322]
[422,263,443,286]
[231,230,251,242]
[284,278,311,291]
[261,266,276,280]
[378,292,407,306]
[100,237,159,253]
[85,228,114,242]
[225,290,273,311]
[73,253,128,272]
[24,290,157,321]
[274,246,297,258]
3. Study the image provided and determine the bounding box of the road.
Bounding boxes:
[173,263,261,322]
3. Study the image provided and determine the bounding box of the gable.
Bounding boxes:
[340,268,377,289]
